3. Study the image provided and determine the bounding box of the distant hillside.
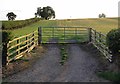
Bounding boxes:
[5,17,118,38]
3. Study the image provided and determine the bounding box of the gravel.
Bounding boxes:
[3,44,109,82]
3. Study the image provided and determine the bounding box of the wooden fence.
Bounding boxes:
[2,27,114,66]
[90,28,113,62]
[2,30,38,66]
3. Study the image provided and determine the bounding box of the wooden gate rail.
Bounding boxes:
[90,29,112,62]
[5,30,38,65]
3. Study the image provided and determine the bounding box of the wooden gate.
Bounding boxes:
[38,27,90,43]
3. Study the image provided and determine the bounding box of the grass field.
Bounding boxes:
[9,17,118,38]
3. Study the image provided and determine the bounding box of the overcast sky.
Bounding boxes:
[0,0,119,20]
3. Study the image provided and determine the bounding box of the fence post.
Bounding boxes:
[88,28,92,42]
[32,32,35,45]
[2,43,8,66]
[98,33,102,47]
[52,27,55,38]
[75,27,77,36]
[94,30,96,44]
[38,27,42,45]
[17,39,20,55]
[99,33,102,43]
[64,27,65,41]
[26,36,28,49]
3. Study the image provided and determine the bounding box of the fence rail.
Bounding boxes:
[2,30,38,65]
[90,29,112,62]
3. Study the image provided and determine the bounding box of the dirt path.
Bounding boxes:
[3,44,109,82]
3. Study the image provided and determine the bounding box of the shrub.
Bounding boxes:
[1,30,13,43]
[106,28,120,53]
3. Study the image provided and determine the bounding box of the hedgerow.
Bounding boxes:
[2,18,41,30]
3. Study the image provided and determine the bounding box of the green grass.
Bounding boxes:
[10,20,57,38]
[59,44,68,65]
[5,17,118,39]
[97,71,120,83]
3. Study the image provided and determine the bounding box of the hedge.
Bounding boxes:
[106,28,120,53]
[0,30,13,43]
[2,18,41,30]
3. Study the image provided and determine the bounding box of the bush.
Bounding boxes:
[106,28,120,53]
[1,30,13,43]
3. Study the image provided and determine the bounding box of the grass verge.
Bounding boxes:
[97,71,120,83]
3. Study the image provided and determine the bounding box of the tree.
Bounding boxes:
[99,14,102,18]
[99,13,106,18]
[6,12,17,20]
[35,13,37,18]
[35,6,55,20]
[102,13,106,18]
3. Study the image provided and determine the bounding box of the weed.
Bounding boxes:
[59,45,68,65]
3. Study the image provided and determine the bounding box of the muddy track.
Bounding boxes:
[3,44,109,82]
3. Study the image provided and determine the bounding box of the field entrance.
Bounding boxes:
[39,27,90,43]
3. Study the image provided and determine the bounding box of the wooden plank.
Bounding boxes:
[89,28,112,62]
[9,33,31,44]
[8,37,36,57]
[7,57,14,63]
[28,44,36,52]
[91,29,105,35]
[9,30,38,44]
[14,44,36,60]
[6,30,38,65]
[14,49,28,60]
[92,41,112,62]
[8,35,36,50]
[14,54,24,60]
[9,42,36,61]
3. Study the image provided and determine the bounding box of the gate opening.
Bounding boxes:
[38,27,90,44]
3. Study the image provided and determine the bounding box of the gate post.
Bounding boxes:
[38,27,42,45]
[88,28,92,42]
[2,43,8,67]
